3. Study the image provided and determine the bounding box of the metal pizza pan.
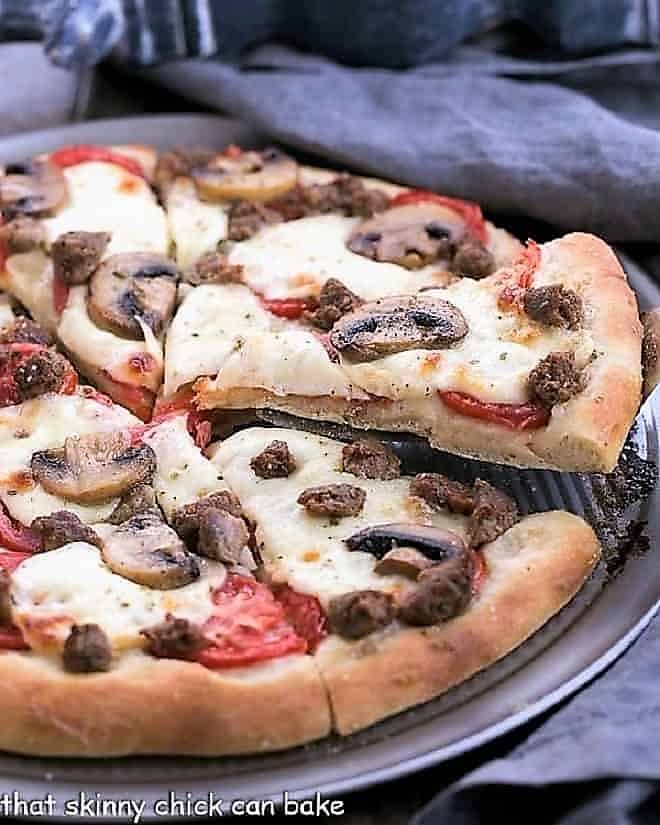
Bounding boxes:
[0,116,657,819]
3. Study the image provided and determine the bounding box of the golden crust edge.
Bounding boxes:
[0,651,330,757]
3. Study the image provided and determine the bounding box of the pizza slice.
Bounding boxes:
[212,426,601,735]
[0,407,599,754]
[154,145,642,471]
[0,144,173,419]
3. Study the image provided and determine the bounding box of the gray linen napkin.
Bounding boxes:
[136,42,660,242]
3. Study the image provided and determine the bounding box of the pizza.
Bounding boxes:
[0,140,644,756]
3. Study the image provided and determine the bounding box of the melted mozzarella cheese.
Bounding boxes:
[42,161,169,257]
[2,250,58,332]
[11,542,226,653]
[340,278,593,404]
[57,287,163,392]
[227,214,448,301]
[142,415,230,518]
[165,283,359,399]
[211,427,468,605]
[0,293,15,330]
[0,394,138,525]
[167,178,228,270]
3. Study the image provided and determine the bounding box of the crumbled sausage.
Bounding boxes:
[328,589,396,639]
[107,483,157,525]
[0,215,45,253]
[197,508,249,564]
[0,317,52,346]
[528,351,584,407]
[13,350,70,401]
[0,568,11,626]
[297,484,366,517]
[52,231,110,285]
[171,491,245,548]
[141,614,208,659]
[31,510,102,552]
[523,285,583,329]
[250,440,296,479]
[410,474,518,547]
[302,175,389,218]
[409,473,474,515]
[308,278,363,331]
[450,239,495,279]
[62,623,112,673]
[341,438,400,480]
[183,251,244,286]
[399,551,474,626]
[468,479,519,548]
[227,200,282,241]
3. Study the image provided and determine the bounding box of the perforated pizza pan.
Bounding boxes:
[0,116,658,819]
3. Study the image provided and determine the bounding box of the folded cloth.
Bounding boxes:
[135,42,660,242]
[413,611,660,825]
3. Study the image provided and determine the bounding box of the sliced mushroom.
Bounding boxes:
[373,547,434,579]
[0,159,67,217]
[198,508,249,564]
[398,549,474,626]
[108,482,157,525]
[330,295,468,362]
[345,522,467,562]
[347,203,466,269]
[192,147,298,203]
[0,216,46,253]
[87,252,179,339]
[100,508,199,589]
[31,431,156,504]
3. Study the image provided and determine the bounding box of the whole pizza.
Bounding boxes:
[0,142,649,755]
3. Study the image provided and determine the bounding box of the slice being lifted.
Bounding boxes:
[156,144,641,471]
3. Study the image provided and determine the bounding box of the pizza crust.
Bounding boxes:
[314,511,600,735]
[0,652,330,756]
[0,511,599,753]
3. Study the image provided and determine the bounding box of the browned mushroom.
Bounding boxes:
[31,431,156,504]
[330,295,468,362]
[87,253,179,339]
[0,159,67,217]
[192,147,298,203]
[373,547,434,578]
[99,509,199,589]
[347,202,466,269]
[345,522,467,562]
[107,483,157,525]
[0,216,46,253]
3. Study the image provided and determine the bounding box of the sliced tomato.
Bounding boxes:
[0,504,39,554]
[389,189,488,244]
[471,551,487,597]
[100,371,154,421]
[260,297,314,320]
[0,626,28,651]
[52,271,70,316]
[439,390,550,431]
[517,239,541,289]
[196,572,307,669]
[0,548,33,573]
[49,145,145,179]
[275,585,328,653]
[222,144,243,159]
